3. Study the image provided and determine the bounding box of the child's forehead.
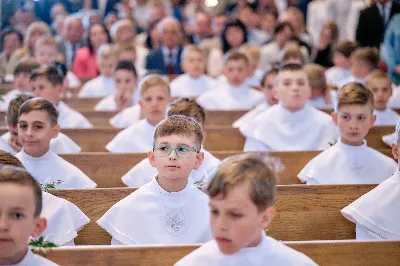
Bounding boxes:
[0,183,35,205]
[338,104,373,113]
[226,59,247,66]
[142,85,169,95]
[155,133,197,144]
[114,69,135,77]
[19,110,51,122]
[211,181,254,206]
[278,70,307,79]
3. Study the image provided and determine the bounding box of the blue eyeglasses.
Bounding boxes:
[153,144,198,158]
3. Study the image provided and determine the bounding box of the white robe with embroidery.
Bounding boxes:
[121,149,220,187]
[196,84,264,111]
[170,74,216,98]
[13,248,59,265]
[106,119,156,153]
[240,104,338,151]
[41,192,90,246]
[97,178,212,245]
[16,149,96,189]
[232,102,270,128]
[341,170,400,240]
[298,140,397,184]
[1,132,81,154]
[78,75,115,98]
[175,231,317,266]
[109,104,141,128]
[373,108,400,126]
[57,101,93,129]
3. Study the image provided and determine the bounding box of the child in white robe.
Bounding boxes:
[233,68,279,128]
[0,167,59,265]
[122,98,220,187]
[3,94,81,154]
[106,75,171,153]
[98,115,212,245]
[298,82,397,184]
[366,71,400,126]
[305,64,337,109]
[78,44,117,98]
[170,45,215,98]
[239,44,262,88]
[30,65,93,129]
[341,121,400,240]
[325,41,357,89]
[240,63,338,152]
[108,104,142,128]
[175,154,317,266]
[196,51,264,110]
[337,47,380,88]
[15,98,96,189]
[94,60,138,111]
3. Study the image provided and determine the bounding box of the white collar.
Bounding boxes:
[153,177,190,197]
[19,148,53,162]
[276,103,309,124]
[336,138,368,151]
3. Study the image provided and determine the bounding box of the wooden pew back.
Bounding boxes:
[50,184,376,245]
[38,240,400,266]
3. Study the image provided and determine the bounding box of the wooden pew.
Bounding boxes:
[62,98,102,109]
[37,240,400,266]
[61,150,393,188]
[50,184,376,245]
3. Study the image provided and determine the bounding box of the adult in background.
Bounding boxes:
[384,13,400,84]
[0,27,23,77]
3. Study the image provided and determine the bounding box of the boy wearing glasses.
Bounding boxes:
[98,115,212,245]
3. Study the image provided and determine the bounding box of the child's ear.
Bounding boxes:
[260,206,276,229]
[193,151,204,170]
[202,131,207,145]
[370,114,376,126]
[392,143,399,160]
[180,61,186,72]
[31,217,47,238]
[52,124,60,139]
[148,150,157,168]
[331,112,338,125]
[138,99,143,108]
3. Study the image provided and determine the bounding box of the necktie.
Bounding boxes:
[167,50,175,75]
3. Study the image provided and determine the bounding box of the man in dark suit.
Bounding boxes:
[145,17,184,75]
[356,0,400,48]
[186,12,214,45]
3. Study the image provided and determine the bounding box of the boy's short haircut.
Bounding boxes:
[181,45,204,61]
[35,35,57,51]
[239,44,261,62]
[366,70,392,87]
[0,167,42,217]
[352,47,380,71]
[13,58,40,76]
[304,64,327,91]
[261,67,279,87]
[0,150,25,168]
[116,44,136,58]
[19,98,59,126]
[225,51,249,66]
[333,41,358,58]
[153,115,203,151]
[97,43,118,62]
[336,82,374,111]
[207,153,277,212]
[30,65,64,86]
[7,94,34,126]
[167,98,206,127]
[139,75,170,96]
[273,22,293,35]
[114,60,137,77]
[281,47,305,65]
[279,63,304,73]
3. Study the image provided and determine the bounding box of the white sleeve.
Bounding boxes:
[243,137,270,152]
[111,237,125,245]
[61,239,75,246]
[355,223,385,240]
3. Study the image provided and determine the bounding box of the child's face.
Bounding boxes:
[225,26,245,49]
[333,104,376,146]
[223,59,249,87]
[99,57,117,77]
[34,45,58,66]
[8,124,22,152]
[113,69,137,109]
[31,77,61,105]
[351,57,369,78]
[182,51,205,78]
[262,73,278,105]
[368,78,392,111]
[148,134,204,183]
[333,52,350,69]
[311,87,324,99]
[277,70,310,111]
[18,110,60,157]
[0,183,46,264]
[209,180,275,255]
[13,72,31,92]
[139,85,170,125]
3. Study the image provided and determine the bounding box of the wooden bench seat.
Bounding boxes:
[50,184,376,245]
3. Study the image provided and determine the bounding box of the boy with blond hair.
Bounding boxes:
[121,98,220,187]
[98,115,212,245]
[240,63,338,151]
[175,154,317,265]
[239,44,262,87]
[106,75,171,152]
[298,83,397,184]
[366,71,400,126]
[197,51,264,110]
[78,44,117,98]
[170,45,216,98]
[305,63,336,109]
[341,121,400,240]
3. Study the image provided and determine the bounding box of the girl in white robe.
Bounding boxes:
[16,149,96,189]
[170,73,216,98]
